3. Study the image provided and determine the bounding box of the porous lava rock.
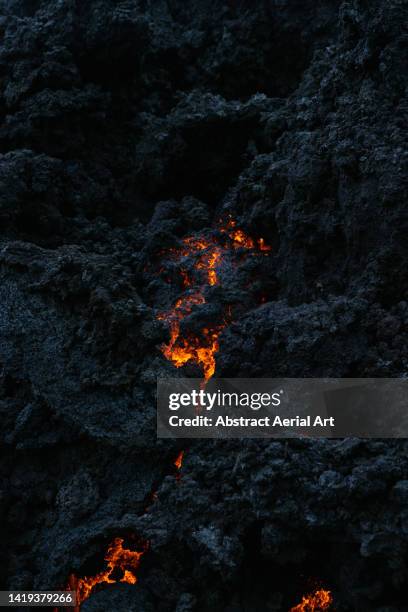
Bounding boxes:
[0,1,407,610]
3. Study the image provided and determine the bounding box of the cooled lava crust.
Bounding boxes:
[0,1,407,611]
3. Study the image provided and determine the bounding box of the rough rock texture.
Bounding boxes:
[0,0,407,611]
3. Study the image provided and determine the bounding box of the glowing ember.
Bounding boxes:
[174,450,184,470]
[72,538,147,606]
[230,227,255,249]
[258,237,272,252]
[220,217,272,252]
[290,589,333,611]
[157,218,270,382]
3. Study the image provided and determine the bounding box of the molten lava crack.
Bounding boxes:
[71,537,148,607]
[60,221,271,610]
[157,218,271,382]
[174,450,184,470]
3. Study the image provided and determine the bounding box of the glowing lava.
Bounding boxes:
[174,450,184,470]
[290,589,333,611]
[157,292,220,382]
[221,217,272,252]
[57,220,270,610]
[72,538,147,607]
[157,218,270,382]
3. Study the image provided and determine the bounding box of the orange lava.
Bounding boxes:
[157,218,270,382]
[290,589,333,612]
[220,217,272,252]
[230,227,255,249]
[196,247,222,286]
[174,450,184,470]
[73,538,147,606]
[158,292,220,382]
[258,237,272,252]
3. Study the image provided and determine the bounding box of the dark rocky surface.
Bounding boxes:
[0,0,407,610]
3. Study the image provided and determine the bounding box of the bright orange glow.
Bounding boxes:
[174,450,184,470]
[157,218,271,383]
[73,538,147,606]
[158,291,219,383]
[290,589,333,611]
[230,227,255,249]
[258,237,272,251]
[195,247,222,286]
[220,217,271,252]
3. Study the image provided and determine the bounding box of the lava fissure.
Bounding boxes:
[174,449,184,470]
[60,221,270,610]
[59,448,186,610]
[157,218,271,382]
[72,537,148,607]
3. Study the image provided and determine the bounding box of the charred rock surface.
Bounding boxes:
[0,0,407,610]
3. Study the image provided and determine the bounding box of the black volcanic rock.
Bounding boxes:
[0,0,407,611]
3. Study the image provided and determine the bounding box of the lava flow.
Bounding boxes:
[65,537,147,609]
[174,450,184,470]
[58,221,270,611]
[290,589,333,611]
[157,291,221,382]
[157,218,271,382]
[174,449,185,481]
